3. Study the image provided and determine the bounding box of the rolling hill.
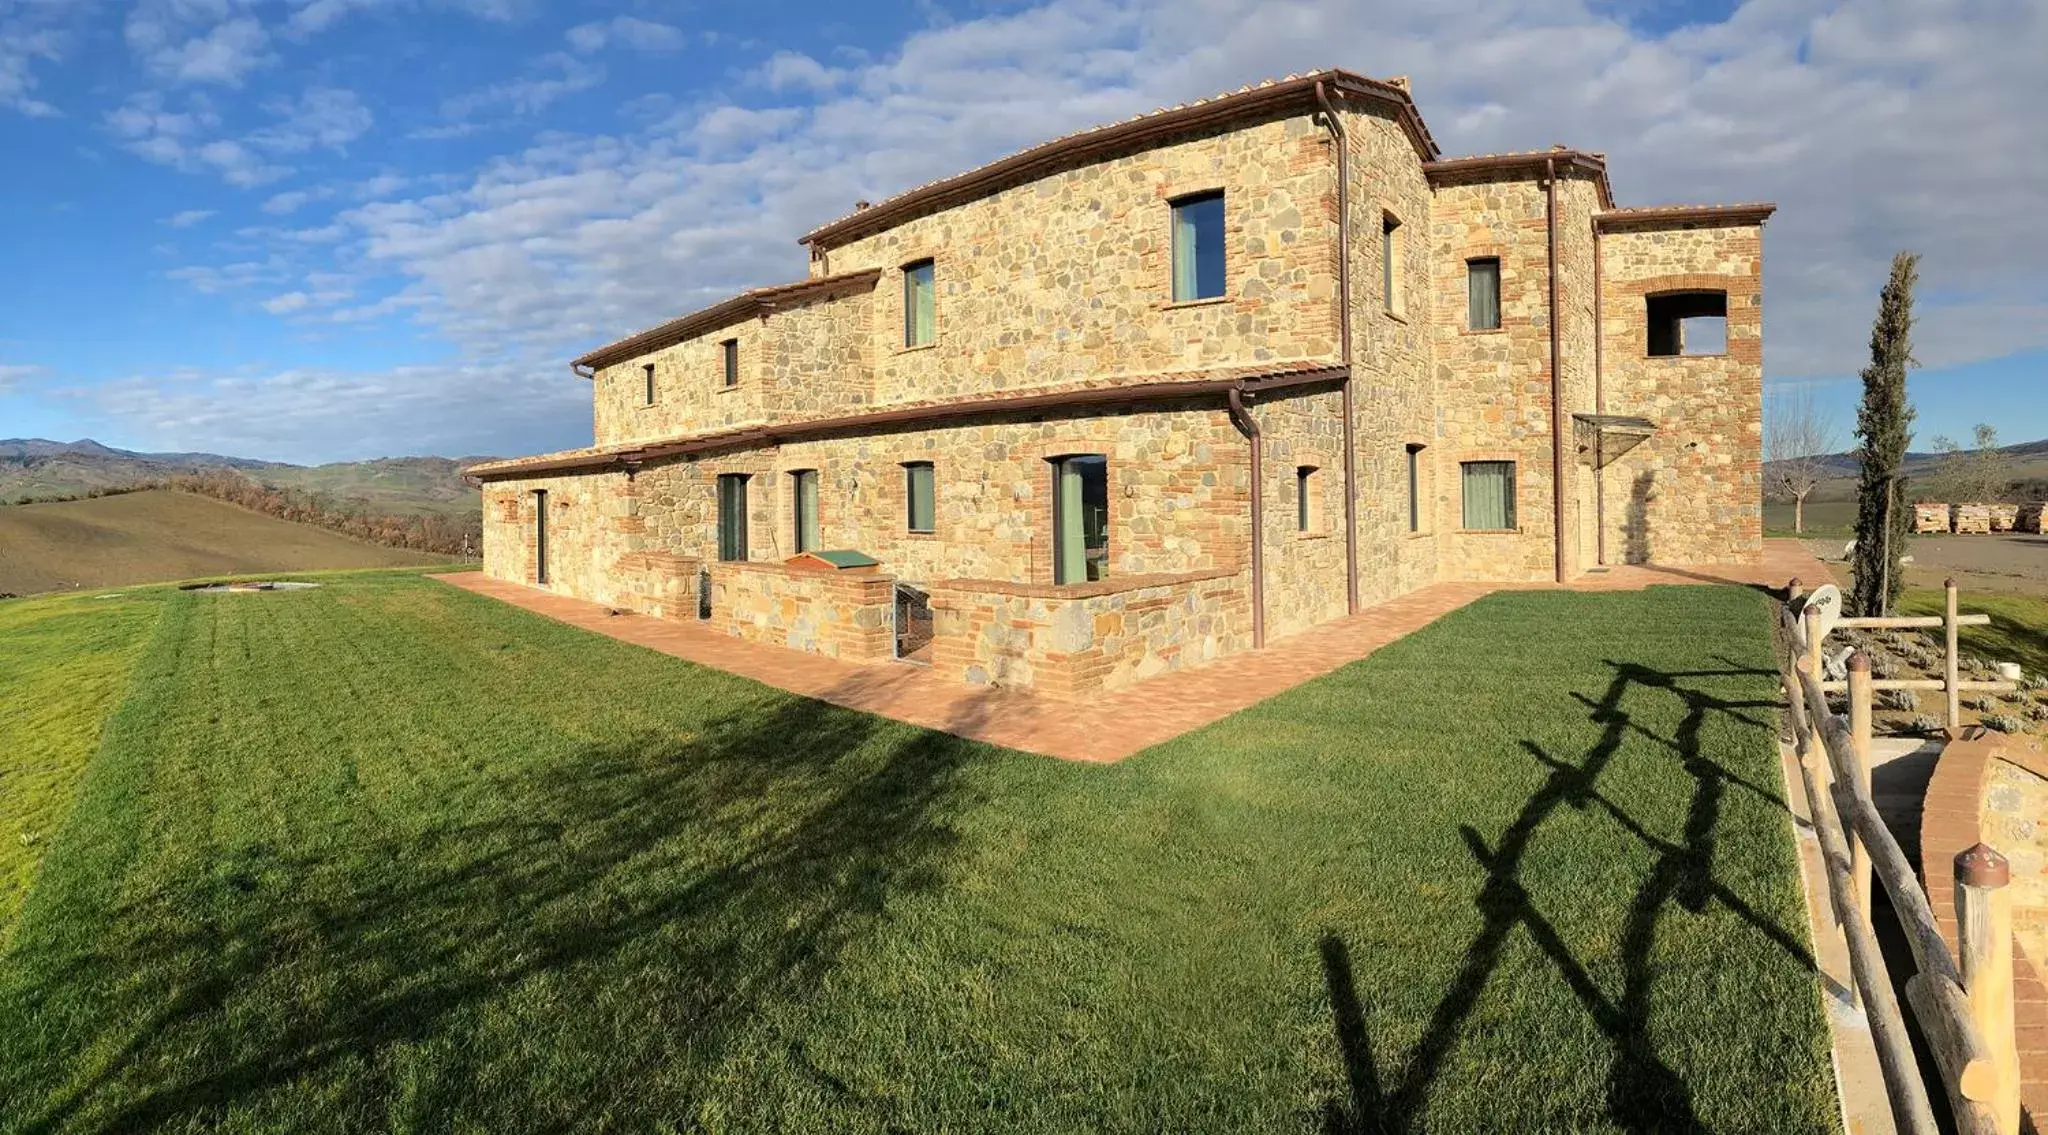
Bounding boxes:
[0,489,453,596]
[1766,438,2048,502]
[0,438,492,515]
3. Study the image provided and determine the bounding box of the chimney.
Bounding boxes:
[853,200,871,211]
[1384,75,1410,94]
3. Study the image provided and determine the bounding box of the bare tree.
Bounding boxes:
[1764,386,1840,533]
[1927,423,2012,502]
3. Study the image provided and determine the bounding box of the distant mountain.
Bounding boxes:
[1766,438,2048,501]
[0,439,496,515]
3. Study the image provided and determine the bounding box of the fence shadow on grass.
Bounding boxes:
[12,673,994,1134]
[1319,659,1815,1134]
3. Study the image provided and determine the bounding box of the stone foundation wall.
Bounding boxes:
[708,562,895,661]
[481,473,700,619]
[1597,220,1765,566]
[928,569,1251,699]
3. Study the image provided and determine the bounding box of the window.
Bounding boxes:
[903,260,935,347]
[1646,291,1728,357]
[1296,466,1318,532]
[642,363,656,405]
[716,473,749,561]
[1382,212,1403,314]
[1051,454,1109,584]
[721,338,739,386]
[1467,258,1501,331]
[1460,461,1516,531]
[532,489,549,585]
[1406,444,1425,532]
[1170,191,1225,302]
[904,462,936,533]
[790,469,819,554]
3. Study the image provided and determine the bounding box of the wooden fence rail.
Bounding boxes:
[1780,580,2021,1135]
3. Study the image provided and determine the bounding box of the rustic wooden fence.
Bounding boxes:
[1780,578,2022,1134]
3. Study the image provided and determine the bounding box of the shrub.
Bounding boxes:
[1909,715,1944,734]
[1981,713,2022,734]
[1877,688,1919,712]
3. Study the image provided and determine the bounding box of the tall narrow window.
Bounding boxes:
[1382,213,1403,314]
[642,362,656,405]
[716,473,749,561]
[1170,191,1225,302]
[791,469,820,554]
[532,489,549,585]
[1296,466,1317,532]
[721,338,739,387]
[904,462,936,533]
[1460,461,1516,531]
[1051,454,1109,584]
[1467,258,1501,331]
[1406,444,1425,533]
[903,260,935,347]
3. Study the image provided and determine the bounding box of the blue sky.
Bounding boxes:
[0,0,2042,463]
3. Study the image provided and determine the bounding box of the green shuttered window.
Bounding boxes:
[904,261,935,347]
[791,470,819,554]
[1460,461,1516,531]
[904,462,935,533]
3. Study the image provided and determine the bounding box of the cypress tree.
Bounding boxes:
[1848,252,1919,616]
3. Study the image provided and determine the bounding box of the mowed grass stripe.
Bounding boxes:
[0,592,165,937]
[0,574,1834,1132]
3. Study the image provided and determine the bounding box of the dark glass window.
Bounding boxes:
[903,260,935,347]
[1467,258,1500,331]
[791,470,819,554]
[716,474,749,561]
[721,339,739,386]
[533,489,549,585]
[643,363,656,404]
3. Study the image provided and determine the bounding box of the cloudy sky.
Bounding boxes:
[0,0,2042,463]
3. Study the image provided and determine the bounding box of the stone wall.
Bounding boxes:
[1340,99,1440,604]
[1254,386,1349,637]
[928,569,1251,699]
[1598,219,1765,565]
[482,473,701,618]
[628,402,1253,589]
[817,112,1341,406]
[590,284,877,449]
[708,561,894,661]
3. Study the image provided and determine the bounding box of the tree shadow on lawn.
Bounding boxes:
[12,675,998,1133]
[1319,659,1820,1134]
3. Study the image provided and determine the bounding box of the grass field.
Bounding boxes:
[0,574,1834,1132]
[1763,498,1858,538]
[0,489,451,595]
[1904,588,2048,681]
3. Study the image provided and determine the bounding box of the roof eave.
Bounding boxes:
[569,268,884,373]
[1594,204,1777,232]
[798,69,1438,253]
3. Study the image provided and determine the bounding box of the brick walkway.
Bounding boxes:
[436,539,1827,763]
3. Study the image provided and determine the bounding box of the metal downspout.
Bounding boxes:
[1227,385,1264,649]
[1545,157,1567,584]
[1592,219,1606,567]
[1315,80,1360,615]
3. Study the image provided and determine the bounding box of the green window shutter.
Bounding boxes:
[1460,462,1515,530]
[904,262,934,346]
[906,463,935,532]
[793,470,819,553]
[1054,460,1085,584]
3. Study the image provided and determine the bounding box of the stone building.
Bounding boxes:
[469,68,1772,698]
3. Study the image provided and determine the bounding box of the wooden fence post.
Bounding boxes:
[1957,844,2020,1135]
[1848,652,1874,936]
[1805,605,1832,792]
[1946,577,1962,731]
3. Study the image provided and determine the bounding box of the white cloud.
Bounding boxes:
[247,87,372,152]
[262,188,322,214]
[163,208,217,228]
[261,291,310,313]
[440,51,604,120]
[0,2,69,117]
[566,16,689,54]
[134,0,2048,461]
[0,362,44,393]
[130,11,274,86]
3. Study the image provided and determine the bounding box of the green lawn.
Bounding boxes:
[0,574,1835,1133]
[1903,588,2048,679]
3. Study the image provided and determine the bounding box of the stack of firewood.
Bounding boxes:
[1989,503,2020,532]
[1953,502,1993,534]
[1914,501,1953,534]
[2018,502,2046,534]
